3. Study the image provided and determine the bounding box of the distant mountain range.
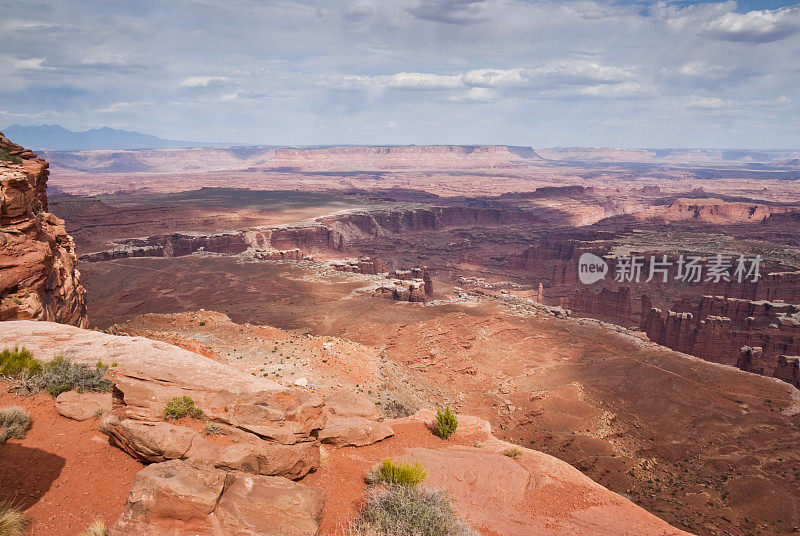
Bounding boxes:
[1,124,217,151]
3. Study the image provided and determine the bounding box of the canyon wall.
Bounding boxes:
[0,132,87,326]
[81,205,546,262]
[640,296,800,386]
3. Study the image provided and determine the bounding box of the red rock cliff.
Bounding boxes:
[0,131,87,326]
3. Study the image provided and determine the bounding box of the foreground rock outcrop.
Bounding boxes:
[109,459,325,536]
[2,320,705,536]
[0,131,87,326]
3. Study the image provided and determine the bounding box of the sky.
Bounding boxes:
[1,0,799,148]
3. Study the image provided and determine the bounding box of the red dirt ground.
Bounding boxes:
[0,385,142,536]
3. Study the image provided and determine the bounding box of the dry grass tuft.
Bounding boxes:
[0,406,30,444]
[352,486,478,536]
[78,520,107,536]
[0,502,27,536]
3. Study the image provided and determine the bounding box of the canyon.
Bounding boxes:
[2,138,800,536]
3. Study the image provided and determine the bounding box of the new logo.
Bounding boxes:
[578,253,608,285]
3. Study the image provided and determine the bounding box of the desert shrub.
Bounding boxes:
[381,398,416,419]
[0,406,30,444]
[0,347,42,377]
[20,356,111,397]
[203,421,221,436]
[0,148,22,165]
[78,520,107,536]
[502,447,522,460]
[0,501,27,536]
[353,486,478,536]
[163,396,203,420]
[435,407,458,440]
[368,459,427,488]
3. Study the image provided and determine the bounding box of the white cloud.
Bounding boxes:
[448,87,499,102]
[14,58,47,71]
[687,96,730,109]
[461,68,528,88]
[704,6,800,43]
[326,61,636,95]
[81,54,133,67]
[180,76,230,88]
[383,72,464,89]
[95,101,154,113]
[1,0,798,147]
[578,82,647,98]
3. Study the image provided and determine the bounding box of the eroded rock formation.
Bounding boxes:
[0,131,87,326]
[641,297,800,386]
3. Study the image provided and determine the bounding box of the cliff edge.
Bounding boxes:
[0,131,87,326]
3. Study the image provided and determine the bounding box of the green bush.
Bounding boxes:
[1,349,110,397]
[0,501,27,536]
[435,407,458,440]
[368,459,427,488]
[0,148,22,165]
[502,447,522,460]
[0,406,30,444]
[23,356,111,397]
[163,396,203,420]
[0,347,43,377]
[354,486,478,536]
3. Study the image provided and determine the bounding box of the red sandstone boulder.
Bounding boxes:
[318,415,394,447]
[210,390,325,444]
[215,473,325,535]
[109,460,325,536]
[186,433,319,480]
[319,391,393,446]
[54,391,112,421]
[100,415,197,463]
[100,411,320,479]
[324,390,383,420]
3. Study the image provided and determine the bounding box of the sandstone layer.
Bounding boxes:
[0,131,87,326]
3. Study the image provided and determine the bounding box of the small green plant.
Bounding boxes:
[163,396,203,420]
[203,421,222,436]
[0,347,43,377]
[78,520,107,536]
[368,459,427,488]
[435,407,458,440]
[353,485,478,536]
[0,501,27,536]
[0,406,30,444]
[502,447,523,460]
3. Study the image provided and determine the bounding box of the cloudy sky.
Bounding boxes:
[1,0,799,148]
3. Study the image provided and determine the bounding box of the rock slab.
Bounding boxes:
[109,460,324,536]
